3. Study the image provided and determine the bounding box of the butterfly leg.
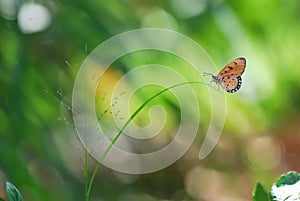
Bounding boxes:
[207,80,213,87]
[205,80,218,92]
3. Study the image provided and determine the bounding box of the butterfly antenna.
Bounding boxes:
[203,72,213,77]
[203,72,213,86]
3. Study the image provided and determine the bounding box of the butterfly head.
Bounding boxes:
[203,72,221,84]
[211,75,221,84]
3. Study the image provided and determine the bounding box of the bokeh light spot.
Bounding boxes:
[246,136,282,171]
[170,0,207,19]
[17,3,52,34]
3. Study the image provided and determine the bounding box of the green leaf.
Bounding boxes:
[0,198,5,201]
[271,172,300,201]
[6,182,23,201]
[276,171,300,187]
[253,182,270,201]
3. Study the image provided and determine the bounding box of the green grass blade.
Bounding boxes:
[85,81,206,200]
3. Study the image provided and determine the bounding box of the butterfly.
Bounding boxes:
[204,57,246,93]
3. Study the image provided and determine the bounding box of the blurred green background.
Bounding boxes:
[1,0,300,201]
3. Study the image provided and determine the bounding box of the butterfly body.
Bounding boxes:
[207,57,246,93]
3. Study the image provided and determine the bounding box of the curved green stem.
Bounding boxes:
[85,81,206,201]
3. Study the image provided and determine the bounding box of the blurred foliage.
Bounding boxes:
[1,0,300,201]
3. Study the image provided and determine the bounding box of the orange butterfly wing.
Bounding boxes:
[220,76,242,93]
[215,57,246,93]
[217,57,246,77]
